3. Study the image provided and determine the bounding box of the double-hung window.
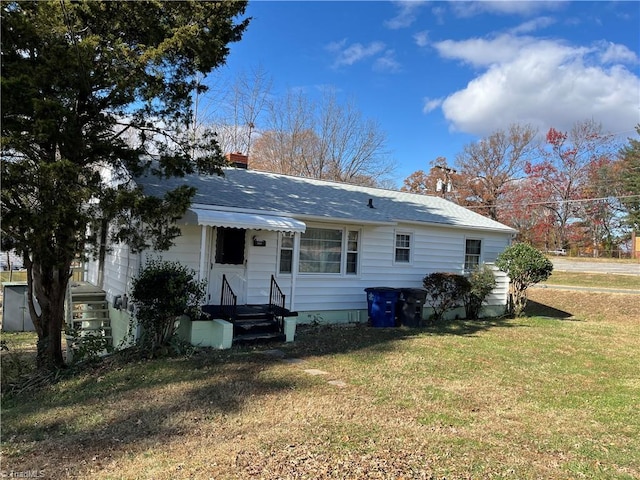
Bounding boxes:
[279,234,294,274]
[346,230,359,274]
[279,227,360,275]
[465,239,482,272]
[395,233,412,263]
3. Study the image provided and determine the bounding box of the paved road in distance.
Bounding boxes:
[551,258,640,276]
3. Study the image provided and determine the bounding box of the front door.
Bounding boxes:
[209,227,247,305]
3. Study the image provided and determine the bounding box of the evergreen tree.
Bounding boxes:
[1,1,249,369]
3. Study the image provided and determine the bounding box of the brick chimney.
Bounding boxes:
[226,152,248,169]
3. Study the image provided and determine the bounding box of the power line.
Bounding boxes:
[464,194,640,210]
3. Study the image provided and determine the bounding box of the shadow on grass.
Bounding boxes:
[524,299,573,319]
[1,349,312,477]
[282,316,517,360]
[1,315,517,476]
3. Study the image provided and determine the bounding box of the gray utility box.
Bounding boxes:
[2,282,39,331]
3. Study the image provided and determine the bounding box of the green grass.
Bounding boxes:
[1,267,637,480]
[547,255,639,264]
[544,271,640,289]
[0,332,38,389]
[0,331,37,350]
[1,291,639,479]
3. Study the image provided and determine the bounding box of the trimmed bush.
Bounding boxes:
[464,263,497,320]
[131,258,207,353]
[495,243,553,317]
[423,272,471,322]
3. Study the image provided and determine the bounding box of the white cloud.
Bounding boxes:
[374,50,402,73]
[327,40,400,73]
[327,40,386,68]
[431,5,447,25]
[510,16,556,34]
[414,30,430,48]
[451,1,564,18]
[385,1,426,29]
[423,97,443,113]
[431,34,640,137]
[597,41,639,64]
[433,34,540,68]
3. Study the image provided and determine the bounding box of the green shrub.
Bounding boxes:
[464,263,497,320]
[495,243,553,317]
[131,258,207,353]
[64,326,113,363]
[422,272,471,322]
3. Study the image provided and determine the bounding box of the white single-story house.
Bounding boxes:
[84,154,515,349]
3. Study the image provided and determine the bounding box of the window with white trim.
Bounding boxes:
[300,227,342,273]
[395,233,411,263]
[278,233,294,274]
[279,227,360,275]
[346,230,359,274]
[465,239,482,271]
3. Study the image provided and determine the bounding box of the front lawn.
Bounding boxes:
[1,289,639,479]
[543,271,640,290]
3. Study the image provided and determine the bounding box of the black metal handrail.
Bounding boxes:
[220,274,237,320]
[269,275,286,329]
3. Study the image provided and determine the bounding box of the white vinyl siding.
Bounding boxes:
[97,220,512,317]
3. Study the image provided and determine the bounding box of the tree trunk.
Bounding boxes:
[27,259,70,370]
[36,306,66,370]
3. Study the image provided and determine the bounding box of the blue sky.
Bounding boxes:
[211,1,640,185]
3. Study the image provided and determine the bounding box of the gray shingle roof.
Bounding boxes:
[136,167,516,233]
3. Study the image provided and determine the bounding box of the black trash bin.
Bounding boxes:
[397,288,428,327]
[364,287,400,328]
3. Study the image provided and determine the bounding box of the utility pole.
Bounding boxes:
[434,165,456,199]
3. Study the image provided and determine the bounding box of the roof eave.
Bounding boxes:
[395,218,517,234]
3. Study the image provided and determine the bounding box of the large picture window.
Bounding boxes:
[300,227,343,273]
[280,227,360,275]
[465,239,482,271]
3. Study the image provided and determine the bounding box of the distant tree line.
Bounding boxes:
[401,121,640,258]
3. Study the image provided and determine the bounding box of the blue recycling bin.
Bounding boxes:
[364,287,400,328]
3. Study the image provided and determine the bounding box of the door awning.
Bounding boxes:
[187,208,306,233]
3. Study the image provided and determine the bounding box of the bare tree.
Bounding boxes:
[250,90,319,176]
[196,65,272,156]
[251,88,395,186]
[316,90,394,185]
[456,124,539,220]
